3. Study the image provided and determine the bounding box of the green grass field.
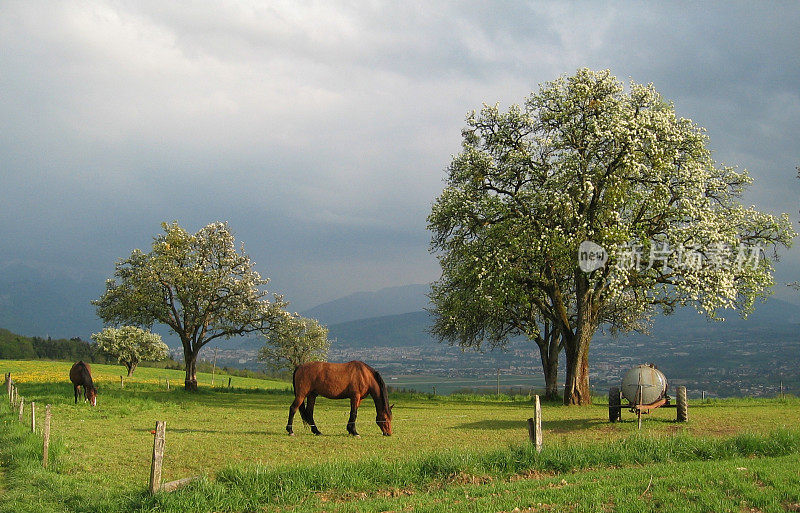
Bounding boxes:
[2,359,800,512]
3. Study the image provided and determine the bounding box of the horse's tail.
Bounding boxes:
[292,366,313,426]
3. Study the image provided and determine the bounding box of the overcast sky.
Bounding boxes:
[1,1,798,311]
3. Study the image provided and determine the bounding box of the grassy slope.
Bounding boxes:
[2,359,800,512]
[283,454,800,513]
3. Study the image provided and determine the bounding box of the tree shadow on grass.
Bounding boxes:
[543,418,608,432]
[453,420,528,430]
[455,418,607,432]
[136,427,269,436]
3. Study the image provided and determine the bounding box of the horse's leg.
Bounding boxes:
[74,385,79,404]
[306,392,321,435]
[287,394,305,436]
[347,396,362,437]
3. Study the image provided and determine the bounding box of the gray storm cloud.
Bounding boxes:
[1,1,798,309]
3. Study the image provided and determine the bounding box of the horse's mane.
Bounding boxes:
[371,368,390,416]
[78,361,96,390]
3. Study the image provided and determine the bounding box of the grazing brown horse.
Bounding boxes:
[288,361,393,437]
[69,361,97,406]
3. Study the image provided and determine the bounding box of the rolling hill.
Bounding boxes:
[301,284,430,324]
[318,295,800,350]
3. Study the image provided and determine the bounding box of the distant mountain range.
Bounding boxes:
[320,297,800,350]
[1,261,798,355]
[0,262,106,339]
[0,262,434,341]
[327,310,433,348]
[303,280,800,349]
[302,284,431,325]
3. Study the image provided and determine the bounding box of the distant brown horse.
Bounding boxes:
[69,361,97,406]
[288,361,393,437]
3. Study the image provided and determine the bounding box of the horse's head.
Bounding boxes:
[377,403,393,436]
[86,386,97,407]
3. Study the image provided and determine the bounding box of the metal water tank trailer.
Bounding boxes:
[621,364,668,405]
[608,363,687,424]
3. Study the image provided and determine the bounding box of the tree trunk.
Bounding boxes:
[184,352,198,391]
[544,335,560,400]
[536,330,561,401]
[126,362,136,377]
[563,332,592,405]
[563,273,595,405]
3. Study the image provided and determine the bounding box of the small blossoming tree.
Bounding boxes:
[92,325,169,376]
[258,315,330,373]
[429,68,795,405]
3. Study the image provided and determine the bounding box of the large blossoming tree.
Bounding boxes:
[94,222,289,390]
[429,68,795,405]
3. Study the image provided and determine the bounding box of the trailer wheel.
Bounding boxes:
[609,386,622,422]
[676,386,688,422]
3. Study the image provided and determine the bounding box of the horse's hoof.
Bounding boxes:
[287,432,295,436]
[313,431,322,436]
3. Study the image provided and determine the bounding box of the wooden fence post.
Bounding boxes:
[149,421,166,493]
[18,397,24,422]
[31,401,36,433]
[4,373,10,401]
[227,377,231,389]
[527,395,542,452]
[211,347,218,386]
[42,404,51,468]
[120,376,124,389]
